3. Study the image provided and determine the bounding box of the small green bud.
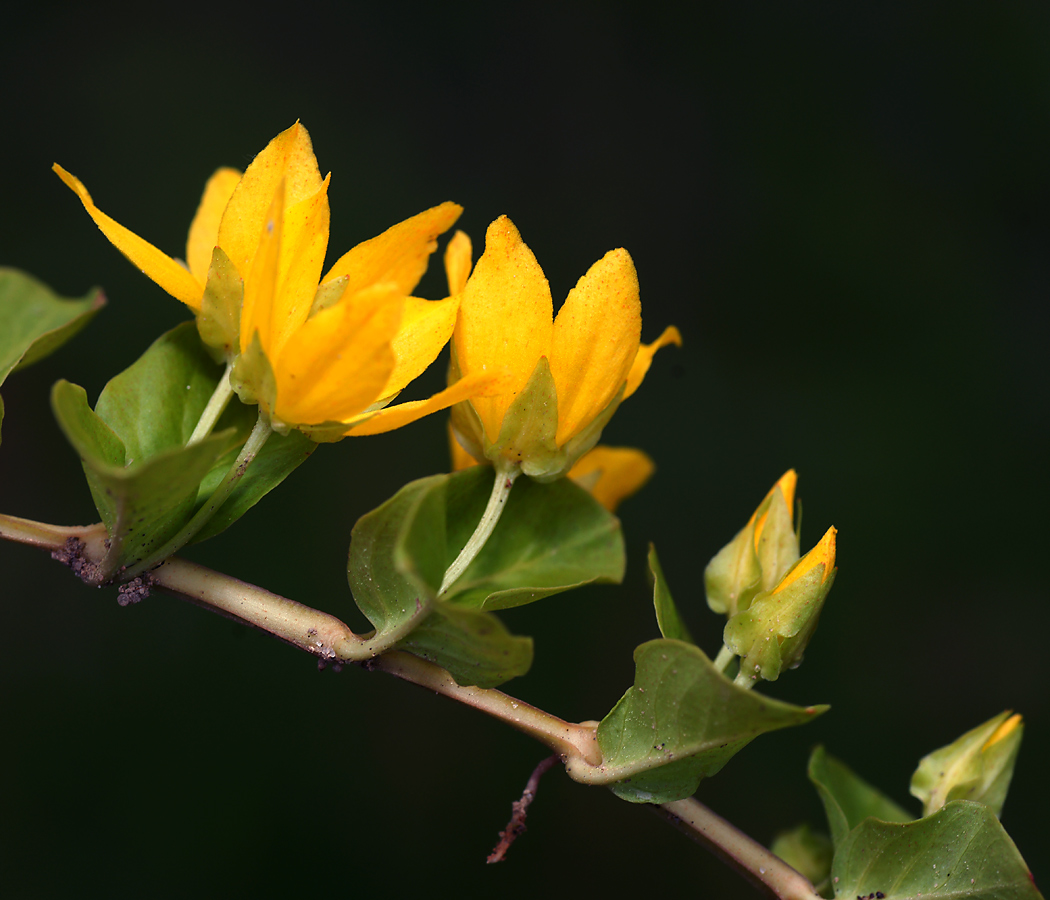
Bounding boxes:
[705,470,799,618]
[910,711,1024,818]
[724,526,836,683]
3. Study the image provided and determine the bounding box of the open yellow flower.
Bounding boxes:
[444,218,680,480]
[54,123,492,439]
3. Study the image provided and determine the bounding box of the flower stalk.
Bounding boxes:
[123,411,274,578]
[438,461,520,595]
[186,361,235,445]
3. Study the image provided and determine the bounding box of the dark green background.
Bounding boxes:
[2,3,1046,895]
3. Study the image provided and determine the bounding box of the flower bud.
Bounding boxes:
[910,711,1023,817]
[723,526,836,683]
[705,470,799,617]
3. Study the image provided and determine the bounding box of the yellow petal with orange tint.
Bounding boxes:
[239,182,285,355]
[454,216,553,443]
[379,295,460,398]
[568,445,654,512]
[218,122,323,286]
[751,468,798,544]
[773,526,836,595]
[343,369,504,436]
[53,164,203,309]
[444,230,473,295]
[623,325,682,400]
[549,248,641,445]
[272,284,404,425]
[325,202,463,296]
[186,167,242,284]
[266,177,331,357]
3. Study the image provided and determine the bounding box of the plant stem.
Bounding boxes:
[2,512,818,897]
[439,461,520,595]
[187,361,234,445]
[123,411,273,579]
[655,798,822,900]
[714,644,735,672]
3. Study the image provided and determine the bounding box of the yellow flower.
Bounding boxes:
[54,123,493,438]
[450,424,654,512]
[443,218,680,480]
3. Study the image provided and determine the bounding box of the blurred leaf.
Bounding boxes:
[808,746,913,850]
[831,801,1040,899]
[0,268,104,444]
[597,639,826,803]
[395,603,533,688]
[770,824,832,892]
[649,544,693,643]
[51,380,233,582]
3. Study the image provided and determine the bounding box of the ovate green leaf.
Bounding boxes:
[597,639,826,803]
[808,746,913,849]
[832,801,1040,899]
[0,268,104,444]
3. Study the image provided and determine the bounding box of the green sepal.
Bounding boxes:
[831,801,1040,899]
[309,275,348,317]
[596,639,827,803]
[230,330,276,421]
[808,746,913,850]
[395,603,533,688]
[196,246,243,362]
[724,564,835,682]
[756,486,799,590]
[649,544,694,643]
[487,355,564,477]
[296,414,377,443]
[910,711,1023,818]
[51,380,236,582]
[704,518,761,617]
[0,268,104,444]
[770,824,832,893]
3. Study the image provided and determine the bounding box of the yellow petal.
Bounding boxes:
[454,216,553,443]
[218,122,323,288]
[53,164,203,309]
[751,468,798,544]
[549,248,642,445]
[449,421,480,471]
[324,202,463,296]
[380,295,460,397]
[239,182,285,355]
[267,177,331,357]
[186,167,242,284]
[984,713,1023,750]
[773,526,836,594]
[568,445,654,512]
[343,369,503,436]
[271,284,403,425]
[623,325,683,400]
[444,229,473,295]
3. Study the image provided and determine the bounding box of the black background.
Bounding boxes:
[1,2,1047,896]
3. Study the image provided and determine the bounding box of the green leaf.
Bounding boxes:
[597,639,827,803]
[348,472,445,638]
[347,466,622,680]
[649,544,693,643]
[808,746,914,849]
[0,268,104,444]
[395,603,533,688]
[770,824,833,892]
[52,322,314,578]
[831,801,1041,899]
[51,379,234,582]
[441,467,625,611]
